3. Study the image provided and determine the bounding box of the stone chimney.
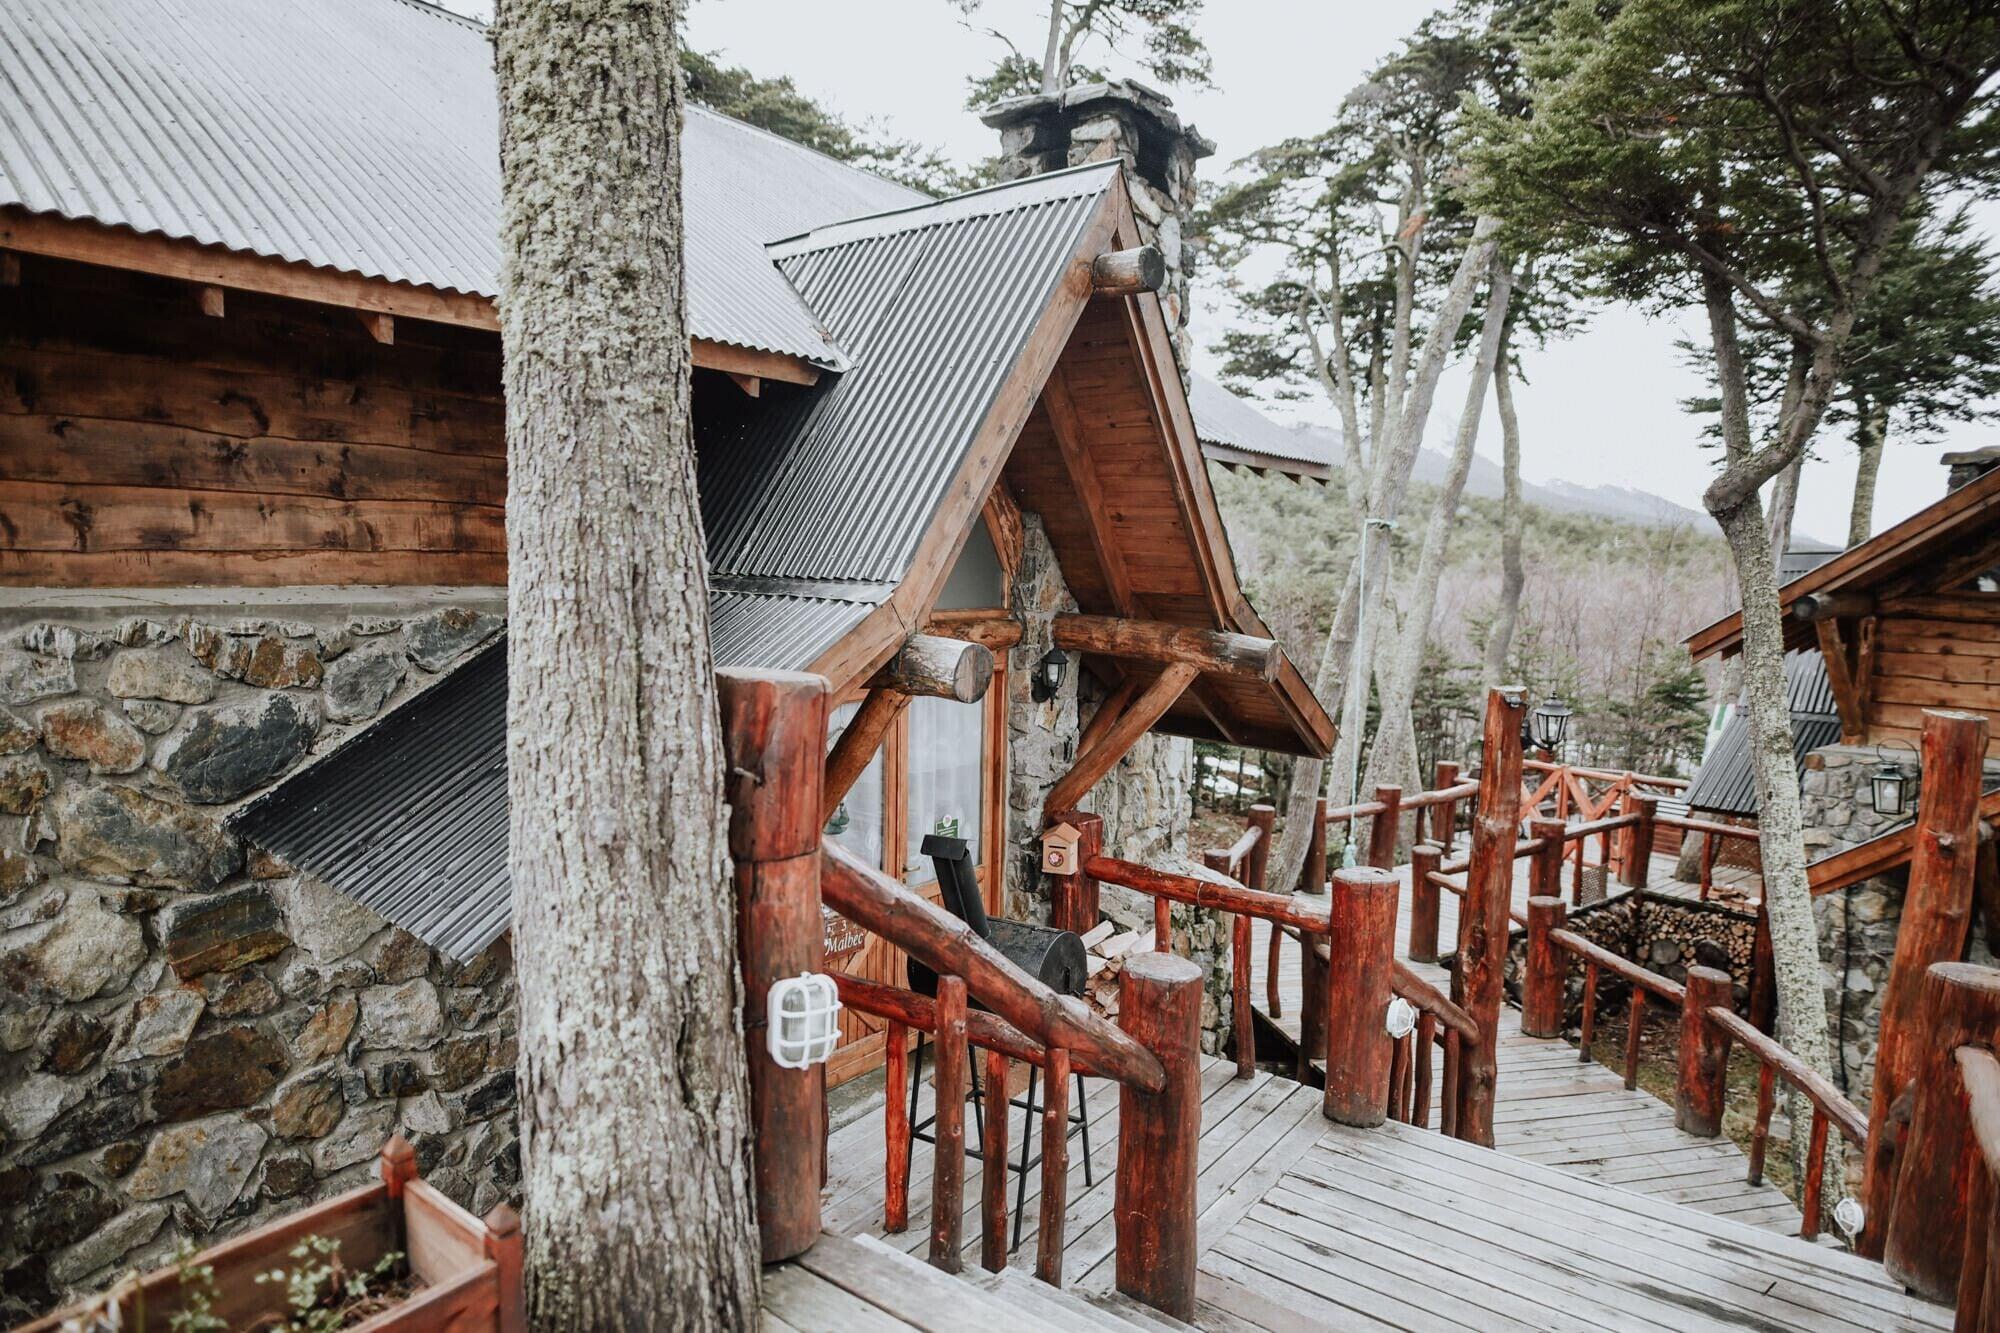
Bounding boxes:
[983,79,1214,378]
[1943,446,2000,494]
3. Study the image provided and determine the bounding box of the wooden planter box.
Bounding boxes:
[19,1137,523,1333]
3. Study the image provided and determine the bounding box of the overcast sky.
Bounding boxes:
[449,0,1992,541]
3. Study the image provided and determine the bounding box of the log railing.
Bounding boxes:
[1950,1044,2000,1327]
[1086,851,1478,1139]
[1656,811,1761,901]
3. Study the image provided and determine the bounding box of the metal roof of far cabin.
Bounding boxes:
[0,0,927,367]
[1190,374,1336,478]
[1683,649,1841,818]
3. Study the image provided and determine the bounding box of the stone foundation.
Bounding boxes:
[0,591,517,1321]
[1001,517,1221,1050]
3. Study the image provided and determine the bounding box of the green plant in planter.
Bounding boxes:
[252,1235,406,1332]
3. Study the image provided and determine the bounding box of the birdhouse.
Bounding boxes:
[1042,821,1083,875]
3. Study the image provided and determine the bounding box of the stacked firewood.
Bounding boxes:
[1078,919,1156,1020]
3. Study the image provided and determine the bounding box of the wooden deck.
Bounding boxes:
[813,1051,1948,1330]
[1248,849,1801,1231]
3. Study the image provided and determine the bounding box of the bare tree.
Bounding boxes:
[1481,317,1526,684]
[495,0,757,1324]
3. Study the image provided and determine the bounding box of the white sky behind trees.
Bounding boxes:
[444,0,1994,543]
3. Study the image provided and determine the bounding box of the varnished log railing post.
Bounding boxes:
[1367,785,1403,870]
[718,667,828,1264]
[1863,708,1989,1258]
[1672,966,1733,1137]
[1323,866,1401,1127]
[930,975,969,1272]
[1521,896,1566,1039]
[1457,687,1526,1146]
[981,1048,1010,1273]
[1884,963,2000,1300]
[1303,796,1329,894]
[1115,952,1203,1321]
[1408,842,1441,965]
[884,1021,910,1233]
[1246,803,1276,889]
[1621,793,1658,889]
[1528,816,1565,904]
[1036,1046,1071,1287]
[483,1204,525,1333]
[1208,847,1255,1080]
[1047,809,1104,934]
[1435,761,1460,852]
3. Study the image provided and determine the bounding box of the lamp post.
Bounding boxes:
[1522,694,1572,762]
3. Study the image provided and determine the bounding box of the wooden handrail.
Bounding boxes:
[1224,822,1263,869]
[1565,812,1638,841]
[822,841,1165,1094]
[1548,928,1685,1003]
[1400,780,1480,810]
[1961,1044,2000,1173]
[831,972,1117,1079]
[1392,961,1480,1043]
[1322,798,1390,824]
[1085,854,1332,935]
[1522,758,1690,790]
[1658,813,1761,842]
[1706,1006,1866,1144]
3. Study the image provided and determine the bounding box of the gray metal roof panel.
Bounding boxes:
[0,0,926,366]
[702,163,1115,586]
[1190,373,1337,470]
[1684,650,1839,817]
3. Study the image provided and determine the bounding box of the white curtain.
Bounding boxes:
[824,701,885,869]
[905,695,983,883]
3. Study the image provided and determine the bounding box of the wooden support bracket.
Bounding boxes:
[198,284,226,318]
[1052,614,1280,681]
[1091,245,1167,295]
[360,311,394,344]
[822,687,908,825]
[866,634,993,703]
[1044,662,1199,817]
[727,371,761,398]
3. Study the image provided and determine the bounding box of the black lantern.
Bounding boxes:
[1527,694,1572,754]
[1870,757,1910,818]
[1031,646,1070,703]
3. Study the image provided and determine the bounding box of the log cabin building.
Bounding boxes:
[1685,452,2000,1101]
[0,0,1331,1311]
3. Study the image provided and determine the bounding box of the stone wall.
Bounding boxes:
[1001,517,1225,1050]
[1801,743,2000,1104]
[0,592,517,1321]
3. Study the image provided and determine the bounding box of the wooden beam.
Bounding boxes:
[921,612,1022,654]
[1815,618,1868,744]
[1052,614,1280,682]
[727,372,761,398]
[822,687,908,825]
[865,634,993,703]
[0,250,18,286]
[1076,674,1143,761]
[1042,365,1141,617]
[1090,245,1166,296]
[1044,662,1198,816]
[360,312,394,345]
[0,207,824,384]
[1795,590,1875,622]
[197,285,225,318]
[982,484,1025,594]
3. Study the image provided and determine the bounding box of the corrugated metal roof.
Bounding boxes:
[232,636,511,961]
[701,163,1116,586]
[1684,650,1841,817]
[231,587,873,959]
[1190,374,1336,473]
[0,0,926,366]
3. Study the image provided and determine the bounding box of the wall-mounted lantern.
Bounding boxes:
[1032,646,1070,703]
[1523,694,1572,754]
[767,973,842,1070]
[1870,741,1915,818]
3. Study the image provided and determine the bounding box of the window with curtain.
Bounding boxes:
[905,694,984,884]
[823,701,884,869]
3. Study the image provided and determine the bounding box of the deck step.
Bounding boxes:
[973,1265,1184,1330]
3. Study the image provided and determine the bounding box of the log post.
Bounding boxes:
[1672,965,1733,1138]
[1456,687,1526,1146]
[1521,896,1566,1039]
[823,686,907,824]
[1750,901,1776,1034]
[1247,802,1276,890]
[1621,793,1658,889]
[718,667,828,1264]
[1409,843,1441,965]
[1434,761,1461,852]
[1298,929,1328,1077]
[1884,963,2000,1300]
[1528,816,1565,903]
[1863,708,1989,1258]
[483,1205,525,1333]
[1115,953,1203,1321]
[1047,809,1104,934]
[884,1021,910,1233]
[1051,614,1280,679]
[1303,796,1329,895]
[981,1048,1010,1273]
[930,975,969,1273]
[1366,785,1403,870]
[1323,866,1401,1127]
[1232,909,1254,1079]
[1036,1046,1072,1286]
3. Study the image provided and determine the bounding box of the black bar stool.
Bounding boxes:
[903,834,1096,1250]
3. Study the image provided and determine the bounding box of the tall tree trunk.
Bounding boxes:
[1848,401,1886,547]
[1366,257,1516,800]
[1482,325,1525,685]
[1266,218,1501,890]
[495,2,757,1326]
[1039,0,1065,91]
[1765,453,1803,564]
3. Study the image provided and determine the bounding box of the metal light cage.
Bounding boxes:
[767,973,842,1070]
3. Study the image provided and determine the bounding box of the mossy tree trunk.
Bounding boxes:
[494,0,757,1326]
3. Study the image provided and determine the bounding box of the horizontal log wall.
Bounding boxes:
[1,252,508,586]
[1871,601,2000,757]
